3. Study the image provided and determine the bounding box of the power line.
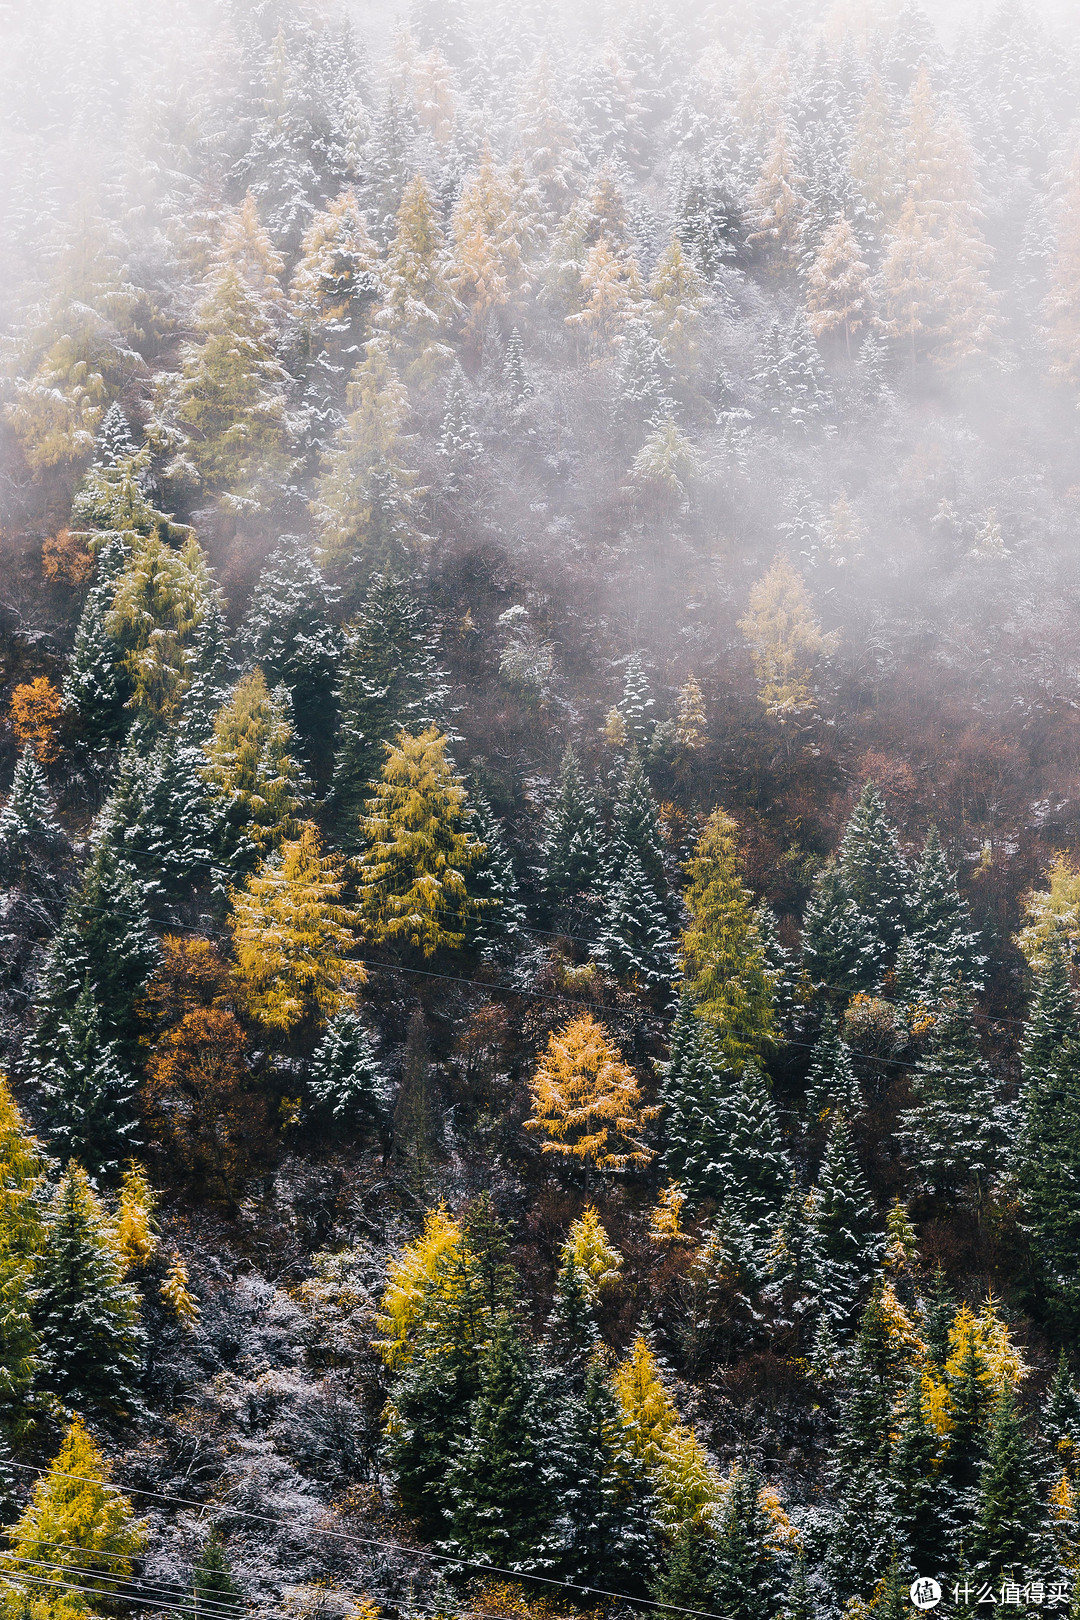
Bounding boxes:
[2,1461,733,1620]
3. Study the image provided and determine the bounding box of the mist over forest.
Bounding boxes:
[4,1,1080,1617]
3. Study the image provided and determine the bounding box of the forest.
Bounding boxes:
[3,0,1080,1616]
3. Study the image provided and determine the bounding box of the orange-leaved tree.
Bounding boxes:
[525,1013,656,1175]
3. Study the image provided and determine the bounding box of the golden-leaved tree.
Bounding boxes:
[0,1078,46,1420]
[230,821,363,1032]
[680,807,777,1067]
[358,726,485,956]
[738,556,835,723]
[525,1013,657,1175]
[202,669,309,868]
[613,1335,719,1532]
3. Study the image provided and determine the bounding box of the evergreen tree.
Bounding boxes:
[464,789,527,961]
[809,1115,879,1329]
[444,1309,557,1567]
[710,1463,786,1620]
[358,727,484,956]
[943,1323,997,1499]
[904,826,985,996]
[899,1002,1009,1207]
[542,747,603,923]
[1042,1350,1080,1471]
[437,364,481,482]
[62,534,134,745]
[837,783,913,954]
[890,1371,953,1577]
[503,326,531,407]
[651,1518,718,1616]
[596,848,676,990]
[680,808,776,1067]
[374,172,457,382]
[96,730,216,904]
[752,312,831,435]
[307,1009,393,1138]
[331,574,450,845]
[0,1081,46,1429]
[35,978,140,1181]
[804,1010,863,1125]
[95,401,136,466]
[659,991,734,1207]
[26,838,160,1077]
[547,1249,600,1394]
[239,534,341,758]
[1016,936,1080,1327]
[33,1163,145,1416]
[969,1390,1044,1581]
[0,746,68,896]
[802,865,886,995]
[555,1357,656,1588]
[616,656,655,749]
[717,1063,791,1248]
[186,1529,244,1618]
[607,747,668,909]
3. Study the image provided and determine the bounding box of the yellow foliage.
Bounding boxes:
[525,1014,657,1172]
[674,675,706,752]
[8,679,64,764]
[358,727,485,957]
[1051,1471,1075,1522]
[757,1482,801,1549]
[614,1335,720,1531]
[650,1183,694,1246]
[738,557,836,723]
[375,1206,464,1369]
[562,1206,623,1300]
[106,535,218,720]
[565,239,642,347]
[230,821,363,1032]
[160,1257,200,1328]
[946,1297,1028,1394]
[1015,853,1080,970]
[877,1279,925,1361]
[923,1370,953,1439]
[202,668,308,859]
[115,1162,157,1270]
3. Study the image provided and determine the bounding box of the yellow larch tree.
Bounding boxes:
[357,726,485,956]
[114,1162,157,1271]
[613,1335,720,1531]
[105,534,219,721]
[0,1078,46,1413]
[374,174,458,383]
[738,556,835,722]
[215,191,286,313]
[202,669,309,863]
[411,48,456,144]
[565,239,643,351]
[375,1205,466,1368]
[805,214,873,354]
[748,124,807,276]
[8,678,64,763]
[449,151,537,354]
[525,1013,657,1174]
[674,673,707,753]
[562,1205,623,1301]
[849,72,904,224]
[648,237,706,374]
[230,820,363,1032]
[1015,853,1080,969]
[515,52,581,218]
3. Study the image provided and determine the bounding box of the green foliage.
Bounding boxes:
[659,990,735,1207]
[240,534,341,756]
[900,1002,1009,1206]
[542,747,603,921]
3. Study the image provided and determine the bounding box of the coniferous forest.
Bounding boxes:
[7,0,1080,1615]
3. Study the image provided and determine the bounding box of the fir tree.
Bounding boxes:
[186,1529,244,1618]
[444,1309,557,1567]
[804,1010,863,1126]
[96,730,216,904]
[607,747,668,909]
[555,1357,656,1588]
[801,865,886,996]
[0,746,68,897]
[659,991,734,1208]
[969,1390,1045,1582]
[651,1518,718,1616]
[890,1371,953,1578]
[239,534,341,758]
[437,364,481,483]
[809,1115,879,1329]
[307,1009,393,1138]
[1042,1350,1080,1472]
[717,1063,792,1249]
[95,401,136,466]
[358,727,484,956]
[711,1463,786,1620]
[900,1002,1009,1208]
[62,535,134,745]
[547,1249,600,1395]
[503,326,531,407]
[331,574,450,845]
[33,1164,145,1416]
[837,783,913,954]
[464,788,527,961]
[541,747,603,923]
[616,655,655,749]
[596,848,676,990]
[752,312,831,435]
[902,826,984,998]
[680,808,776,1067]
[35,979,140,1181]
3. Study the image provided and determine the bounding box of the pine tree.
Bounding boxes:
[1042,1350,1080,1473]
[1017,937,1080,1328]
[711,1464,786,1620]
[969,1390,1044,1581]
[95,402,136,466]
[35,978,140,1181]
[680,808,776,1067]
[33,1163,145,1416]
[761,1177,824,1357]
[0,746,67,896]
[202,670,310,875]
[738,558,834,723]
[751,313,831,435]
[444,1309,557,1566]
[358,727,484,956]
[239,534,341,757]
[717,1063,792,1249]
[185,1529,244,1618]
[801,865,886,995]
[805,214,873,354]
[899,1002,1009,1207]
[659,991,734,1207]
[26,838,160,1076]
[1,1418,144,1604]
[837,783,913,954]
[525,1014,656,1177]
[331,573,450,845]
[809,1116,879,1329]
[231,821,362,1033]
[464,788,527,961]
[902,826,985,999]
[890,1371,952,1579]
[547,1248,600,1394]
[596,848,676,990]
[542,747,603,923]
[607,748,668,911]
[616,656,655,750]
[804,1010,863,1125]
[556,1357,656,1588]
[307,1009,393,1138]
[613,319,670,426]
